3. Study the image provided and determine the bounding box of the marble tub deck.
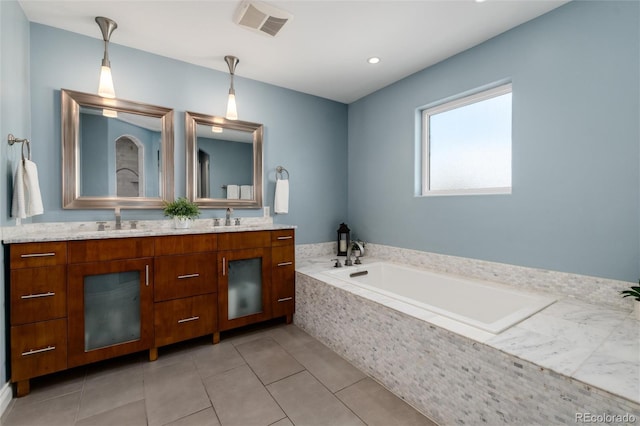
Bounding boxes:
[296,257,640,406]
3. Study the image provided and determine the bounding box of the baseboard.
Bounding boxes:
[0,382,12,419]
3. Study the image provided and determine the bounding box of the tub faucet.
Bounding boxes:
[345,241,364,266]
[345,243,354,266]
[225,208,233,226]
[115,207,122,230]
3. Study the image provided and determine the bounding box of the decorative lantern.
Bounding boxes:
[337,223,351,256]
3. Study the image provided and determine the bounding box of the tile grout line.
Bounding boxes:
[266,335,372,426]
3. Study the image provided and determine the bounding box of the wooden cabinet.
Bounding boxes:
[152,235,218,358]
[67,239,154,368]
[7,228,294,396]
[271,229,295,322]
[9,241,68,397]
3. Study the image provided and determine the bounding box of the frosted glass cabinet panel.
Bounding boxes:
[218,248,271,331]
[84,271,141,351]
[68,258,154,368]
[228,258,263,320]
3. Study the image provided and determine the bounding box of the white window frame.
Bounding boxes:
[421,83,512,196]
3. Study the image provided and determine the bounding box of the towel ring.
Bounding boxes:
[7,134,31,161]
[22,140,31,162]
[276,166,289,180]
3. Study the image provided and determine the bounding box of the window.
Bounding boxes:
[421,83,512,196]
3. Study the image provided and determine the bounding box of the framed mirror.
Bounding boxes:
[185,111,263,208]
[61,89,174,209]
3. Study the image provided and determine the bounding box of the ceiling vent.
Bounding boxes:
[234,1,293,37]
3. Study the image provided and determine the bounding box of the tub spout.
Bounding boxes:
[345,243,354,266]
[344,241,364,266]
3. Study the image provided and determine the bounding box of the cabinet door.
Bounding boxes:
[271,245,295,319]
[218,248,272,331]
[67,258,154,367]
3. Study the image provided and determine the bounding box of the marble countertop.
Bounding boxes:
[296,256,640,405]
[2,218,295,244]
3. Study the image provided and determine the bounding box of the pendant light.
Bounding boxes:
[95,16,117,99]
[224,55,239,120]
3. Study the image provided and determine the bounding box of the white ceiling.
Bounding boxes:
[19,0,568,104]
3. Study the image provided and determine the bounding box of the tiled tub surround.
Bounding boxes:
[294,245,639,425]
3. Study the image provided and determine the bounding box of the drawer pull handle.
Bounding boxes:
[178,273,200,280]
[277,297,293,302]
[21,292,55,299]
[178,316,200,324]
[277,261,293,267]
[22,345,55,356]
[277,236,293,240]
[20,252,56,258]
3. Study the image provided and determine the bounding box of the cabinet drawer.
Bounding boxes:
[272,244,294,319]
[154,253,216,301]
[11,318,67,382]
[272,278,295,318]
[154,294,217,347]
[272,245,294,266]
[217,231,271,251]
[68,238,154,263]
[10,242,67,269]
[154,234,216,256]
[11,266,66,325]
[271,229,295,247]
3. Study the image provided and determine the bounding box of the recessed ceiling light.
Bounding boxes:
[367,57,380,64]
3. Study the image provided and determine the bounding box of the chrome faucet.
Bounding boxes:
[352,241,364,264]
[345,241,364,266]
[115,207,122,230]
[345,242,354,266]
[225,208,233,226]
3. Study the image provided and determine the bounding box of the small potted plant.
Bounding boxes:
[163,197,200,229]
[620,281,640,320]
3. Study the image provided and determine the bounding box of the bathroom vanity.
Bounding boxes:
[5,225,295,397]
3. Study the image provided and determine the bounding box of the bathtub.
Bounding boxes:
[321,262,555,334]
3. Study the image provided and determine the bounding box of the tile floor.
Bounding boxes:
[1,322,437,426]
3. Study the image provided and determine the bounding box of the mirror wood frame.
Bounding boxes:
[61,89,175,209]
[185,111,263,209]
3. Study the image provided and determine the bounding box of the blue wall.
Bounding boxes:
[1,0,30,385]
[28,23,348,244]
[348,1,640,282]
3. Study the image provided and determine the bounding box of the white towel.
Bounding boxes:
[12,159,44,219]
[274,179,289,214]
[226,184,239,199]
[240,185,253,200]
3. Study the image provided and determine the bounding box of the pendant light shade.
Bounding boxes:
[98,65,115,98]
[96,17,118,99]
[224,55,240,120]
